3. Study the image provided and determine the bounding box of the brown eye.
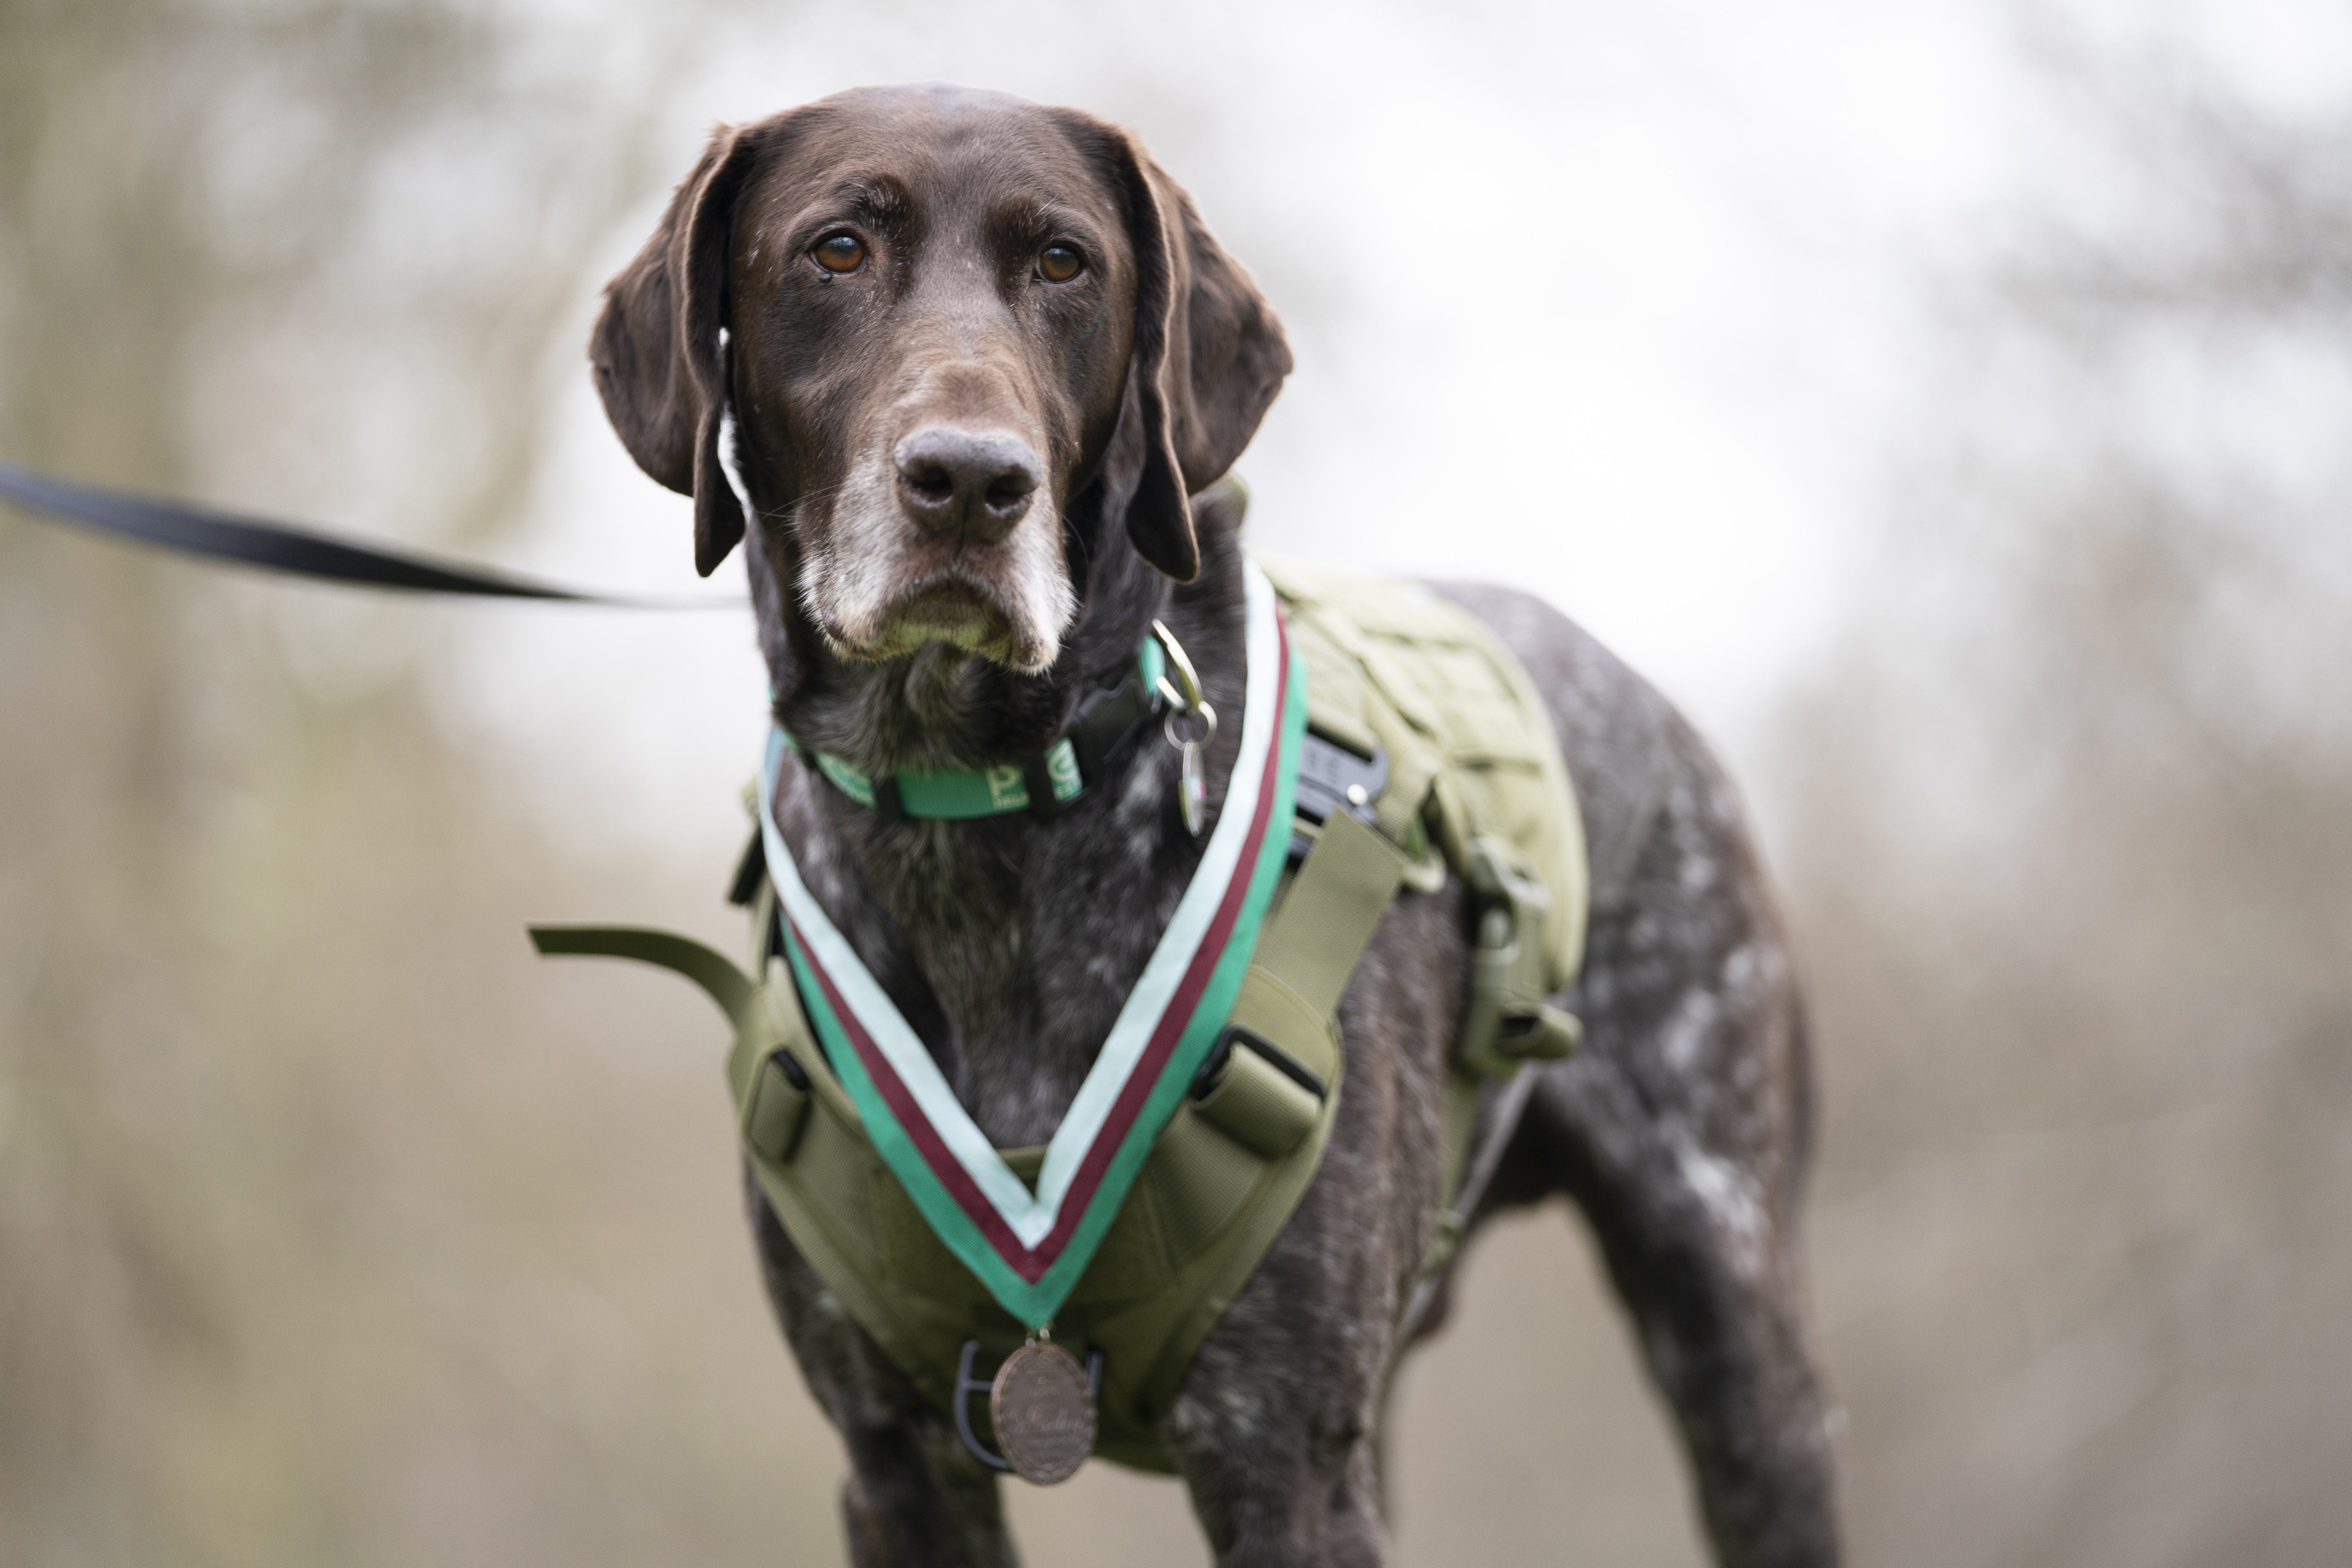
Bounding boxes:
[1037,243,1084,283]
[813,232,865,274]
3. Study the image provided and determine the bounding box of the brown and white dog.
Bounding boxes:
[590,84,1838,1568]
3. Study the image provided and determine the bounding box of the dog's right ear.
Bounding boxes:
[590,124,767,578]
[1075,119,1292,584]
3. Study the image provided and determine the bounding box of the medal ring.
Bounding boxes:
[1164,703,1216,751]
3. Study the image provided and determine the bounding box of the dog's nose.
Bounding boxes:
[892,427,1040,543]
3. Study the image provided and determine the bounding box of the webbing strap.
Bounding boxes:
[528,924,754,1028]
[0,458,738,608]
[1250,809,1409,1020]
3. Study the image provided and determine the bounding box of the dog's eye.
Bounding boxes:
[1037,244,1085,284]
[813,233,866,274]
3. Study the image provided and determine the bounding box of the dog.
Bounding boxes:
[588,84,1838,1567]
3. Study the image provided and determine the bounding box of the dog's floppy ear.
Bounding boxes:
[590,123,767,577]
[1089,124,1292,583]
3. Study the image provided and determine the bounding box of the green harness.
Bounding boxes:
[532,556,1588,1475]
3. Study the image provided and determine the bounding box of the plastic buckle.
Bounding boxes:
[1458,839,1580,1077]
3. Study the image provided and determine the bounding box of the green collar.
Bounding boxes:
[783,637,1166,822]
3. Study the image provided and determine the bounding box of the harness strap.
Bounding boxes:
[1252,813,1411,1019]
[529,924,753,1026]
[525,552,1598,1475]
[527,803,1411,1472]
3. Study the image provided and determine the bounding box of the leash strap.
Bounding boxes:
[0,457,739,608]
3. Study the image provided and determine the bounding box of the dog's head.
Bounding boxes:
[591,85,1289,700]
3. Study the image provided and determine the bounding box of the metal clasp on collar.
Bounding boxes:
[1151,618,1217,837]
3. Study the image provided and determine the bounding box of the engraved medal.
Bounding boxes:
[989,1338,1096,1485]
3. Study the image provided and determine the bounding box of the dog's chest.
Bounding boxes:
[796,788,1190,1151]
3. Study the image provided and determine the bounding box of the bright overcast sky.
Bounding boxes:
[444,0,2348,860]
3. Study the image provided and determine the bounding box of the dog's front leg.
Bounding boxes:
[1162,1226,1404,1565]
[745,1181,1017,1568]
[1160,894,1461,1567]
[834,1419,1015,1568]
[1167,1368,1389,1568]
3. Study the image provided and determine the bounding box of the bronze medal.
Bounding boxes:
[988,1340,1095,1485]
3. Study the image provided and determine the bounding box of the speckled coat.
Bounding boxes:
[591,84,1838,1568]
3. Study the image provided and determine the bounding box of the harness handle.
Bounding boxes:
[527,925,755,1026]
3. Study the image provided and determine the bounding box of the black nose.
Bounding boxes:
[892,427,1040,543]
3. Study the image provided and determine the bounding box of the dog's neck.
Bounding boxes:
[754,515,1254,1148]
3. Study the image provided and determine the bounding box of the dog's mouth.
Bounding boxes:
[823,569,1030,666]
[891,575,1013,647]
[896,577,996,628]
[798,461,1078,674]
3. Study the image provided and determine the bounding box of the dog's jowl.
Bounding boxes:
[581,83,1838,1568]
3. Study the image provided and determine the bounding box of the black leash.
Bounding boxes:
[0,458,743,608]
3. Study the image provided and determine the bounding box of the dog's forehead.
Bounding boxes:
[752,86,1117,228]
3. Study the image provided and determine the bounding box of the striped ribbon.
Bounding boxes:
[757,561,1305,1326]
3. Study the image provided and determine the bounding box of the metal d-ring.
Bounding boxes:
[955,1340,1012,1471]
[1150,620,1217,750]
[1163,700,1216,752]
[952,1339,1108,1473]
[1150,618,1206,715]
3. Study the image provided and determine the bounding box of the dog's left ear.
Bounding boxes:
[590,122,770,577]
[1080,120,1293,583]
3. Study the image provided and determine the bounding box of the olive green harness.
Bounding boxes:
[531,556,1588,1475]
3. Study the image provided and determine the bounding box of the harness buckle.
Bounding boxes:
[1458,838,1582,1077]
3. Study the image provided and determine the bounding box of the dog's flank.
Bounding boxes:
[594,83,1838,1567]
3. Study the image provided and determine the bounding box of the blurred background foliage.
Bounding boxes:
[2,2,2347,1565]
[1776,48,2352,1560]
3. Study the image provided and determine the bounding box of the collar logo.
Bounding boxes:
[985,763,1027,813]
[1046,743,1082,796]
[758,562,1306,1327]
